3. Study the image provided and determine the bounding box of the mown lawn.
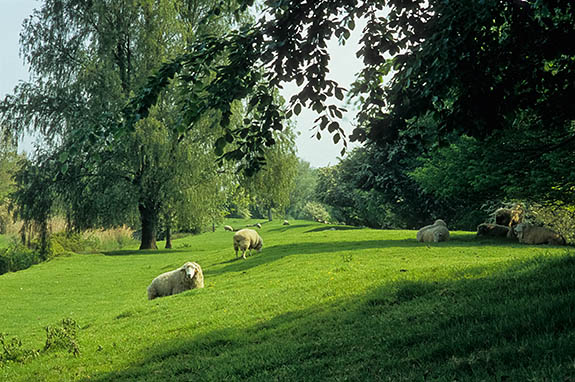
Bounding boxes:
[1,219,574,381]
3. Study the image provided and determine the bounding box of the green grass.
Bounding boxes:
[1,219,574,381]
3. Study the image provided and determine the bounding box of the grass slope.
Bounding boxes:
[1,220,574,381]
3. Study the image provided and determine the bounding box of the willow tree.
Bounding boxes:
[1,0,243,249]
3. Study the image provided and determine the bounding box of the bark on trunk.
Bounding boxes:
[165,224,172,249]
[139,203,158,250]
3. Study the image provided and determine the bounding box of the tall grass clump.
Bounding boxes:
[82,226,137,251]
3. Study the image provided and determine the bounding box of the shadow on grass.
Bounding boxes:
[208,237,521,275]
[102,248,189,256]
[91,253,575,381]
[304,225,363,233]
[265,223,315,232]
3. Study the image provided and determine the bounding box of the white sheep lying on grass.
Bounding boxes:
[283,220,290,225]
[233,228,263,259]
[224,225,234,232]
[417,219,450,243]
[147,262,204,300]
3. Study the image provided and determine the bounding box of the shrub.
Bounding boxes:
[43,318,80,357]
[301,202,332,223]
[0,241,41,275]
[0,333,39,364]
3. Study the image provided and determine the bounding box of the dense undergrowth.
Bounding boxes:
[0,219,574,381]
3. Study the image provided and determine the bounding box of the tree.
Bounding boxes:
[0,138,24,234]
[286,159,318,220]
[242,127,298,221]
[125,1,575,205]
[1,0,243,249]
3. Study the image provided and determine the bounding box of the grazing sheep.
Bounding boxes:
[147,262,204,300]
[224,225,234,232]
[283,220,290,225]
[514,223,566,245]
[417,219,450,243]
[477,223,510,238]
[233,228,263,259]
[255,223,262,229]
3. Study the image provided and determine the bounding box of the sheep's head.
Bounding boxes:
[254,238,263,252]
[181,262,200,279]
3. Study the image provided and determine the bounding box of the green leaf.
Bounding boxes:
[294,103,302,116]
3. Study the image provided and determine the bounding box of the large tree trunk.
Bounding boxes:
[139,203,158,250]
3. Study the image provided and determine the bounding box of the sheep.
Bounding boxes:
[417,219,450,243]
[255,223,262,229]
[233,228,263,259]
[283,220,290,226]
[224,225,234,232]
[514,223,566,245]
[476,223,510,238]
[147,262,204,300]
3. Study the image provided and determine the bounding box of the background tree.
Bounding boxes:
[1,0,244,249]
[286,159,318,220]
[242,127,298,221]
[0,138,24,234]
[124,1,575,216]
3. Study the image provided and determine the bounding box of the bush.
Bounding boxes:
[301,202,332,223]
[0,241,41,275]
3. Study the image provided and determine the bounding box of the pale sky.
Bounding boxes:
[0,0,364,168]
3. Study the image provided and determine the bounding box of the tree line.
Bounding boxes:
[1,0,574,254]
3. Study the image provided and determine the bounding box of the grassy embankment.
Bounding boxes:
[1,219,574,381]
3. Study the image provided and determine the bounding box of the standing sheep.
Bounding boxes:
[283,220,290,225]
[417,219,450,243]
[233,228,263,259]
[224,225,234,232]
[514,223,566,245]
[147,262,204,300]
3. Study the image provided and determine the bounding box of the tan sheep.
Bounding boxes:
[417,219,450,243]
[147,262,204,300]
[233,228,263,259]
[476,223,510,238]
[514,223,566,245]
[224,225,234,232]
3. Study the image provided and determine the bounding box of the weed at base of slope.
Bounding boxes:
[0,318,80,367]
